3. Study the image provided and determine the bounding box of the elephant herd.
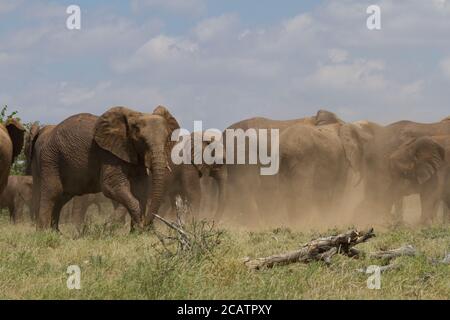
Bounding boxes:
[0,106,449,234]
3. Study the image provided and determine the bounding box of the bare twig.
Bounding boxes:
[152,196,223,258]
[370,245,417,261]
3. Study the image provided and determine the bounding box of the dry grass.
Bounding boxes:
[0,211,449,300]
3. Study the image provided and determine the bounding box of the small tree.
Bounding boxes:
[1,105,27,176]
[0,105,18,123]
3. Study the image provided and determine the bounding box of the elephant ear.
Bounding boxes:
[5,118,25,161]
[412,137,445,184]
[94,107,139,164]
[339,123,370,172]
[315,109,342,126]
[153,105,180,139]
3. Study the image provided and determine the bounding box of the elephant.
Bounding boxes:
[386,135,450,224]
[0,118,25,195]
[221,110,343,222]
[30,105,180,232]
[0,175,33,223]
[278,122,369,222]
[356,116,450,225]
[158,131,227,220]
[110,131,227,222]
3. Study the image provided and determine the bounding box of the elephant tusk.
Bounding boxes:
[166,164,172,173]
[146,168,150,175]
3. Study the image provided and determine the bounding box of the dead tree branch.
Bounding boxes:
[244,228,375,270]
[370,245,417,261]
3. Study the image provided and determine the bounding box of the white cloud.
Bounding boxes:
[113,35,198,72]
[58,81,112,106]
[328,48,348,63]
[0,0,22,14]
[3,0,450,127]
[130,0,206,15]
[306,59,386,91]
[194,14,238,42]
[0,52,21,66]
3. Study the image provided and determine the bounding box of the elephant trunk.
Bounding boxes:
[144,149,167,226]
[212,166,227,221]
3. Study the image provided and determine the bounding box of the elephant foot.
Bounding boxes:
[129,218,153,234]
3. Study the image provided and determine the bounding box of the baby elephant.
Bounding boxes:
[0,175,33,223]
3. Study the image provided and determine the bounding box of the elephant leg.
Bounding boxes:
[8,204,16,224]
[443,202,450,224]
[182,176,201,218]
[25,200,35,223]
[71,196,90,232]
[442,186,450,224]
[35,171,66,231]
[282,173,311,224]
[256,175,280,221]
[100,165,144,231]
[37,196,60,231]
[51,195,71,232]
[102,184,142,231]
[13,196,28,224]
[110,203,128,225]
[227,166,259,221]
[95,202,102,215]
[392,198,404,224]
[419,193,440,225]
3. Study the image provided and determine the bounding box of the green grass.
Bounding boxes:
[0,212,449,299]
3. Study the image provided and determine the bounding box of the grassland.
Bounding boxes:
[0,211,449,300]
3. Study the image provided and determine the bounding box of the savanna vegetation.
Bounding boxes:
[0,209,449,299]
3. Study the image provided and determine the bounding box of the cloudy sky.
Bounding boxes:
[1,0,450,129]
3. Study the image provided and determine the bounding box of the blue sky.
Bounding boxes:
[1,0,450,130]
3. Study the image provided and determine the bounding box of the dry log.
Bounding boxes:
[370,245,417,261]
[244,228,375,270]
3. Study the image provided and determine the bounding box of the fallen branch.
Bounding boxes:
[357,264,400,274]
[370,245,417,261]
[431,252,450,265]
[441,253,450,265]
[244,228,375,270]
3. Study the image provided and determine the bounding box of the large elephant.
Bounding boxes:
[30,106,179,232]
[356,117,450,225]
[0,175,33,223]
[0,119,25,195]
[385,135,450,224]
[278,122,369,222]
[221,110,343,222]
